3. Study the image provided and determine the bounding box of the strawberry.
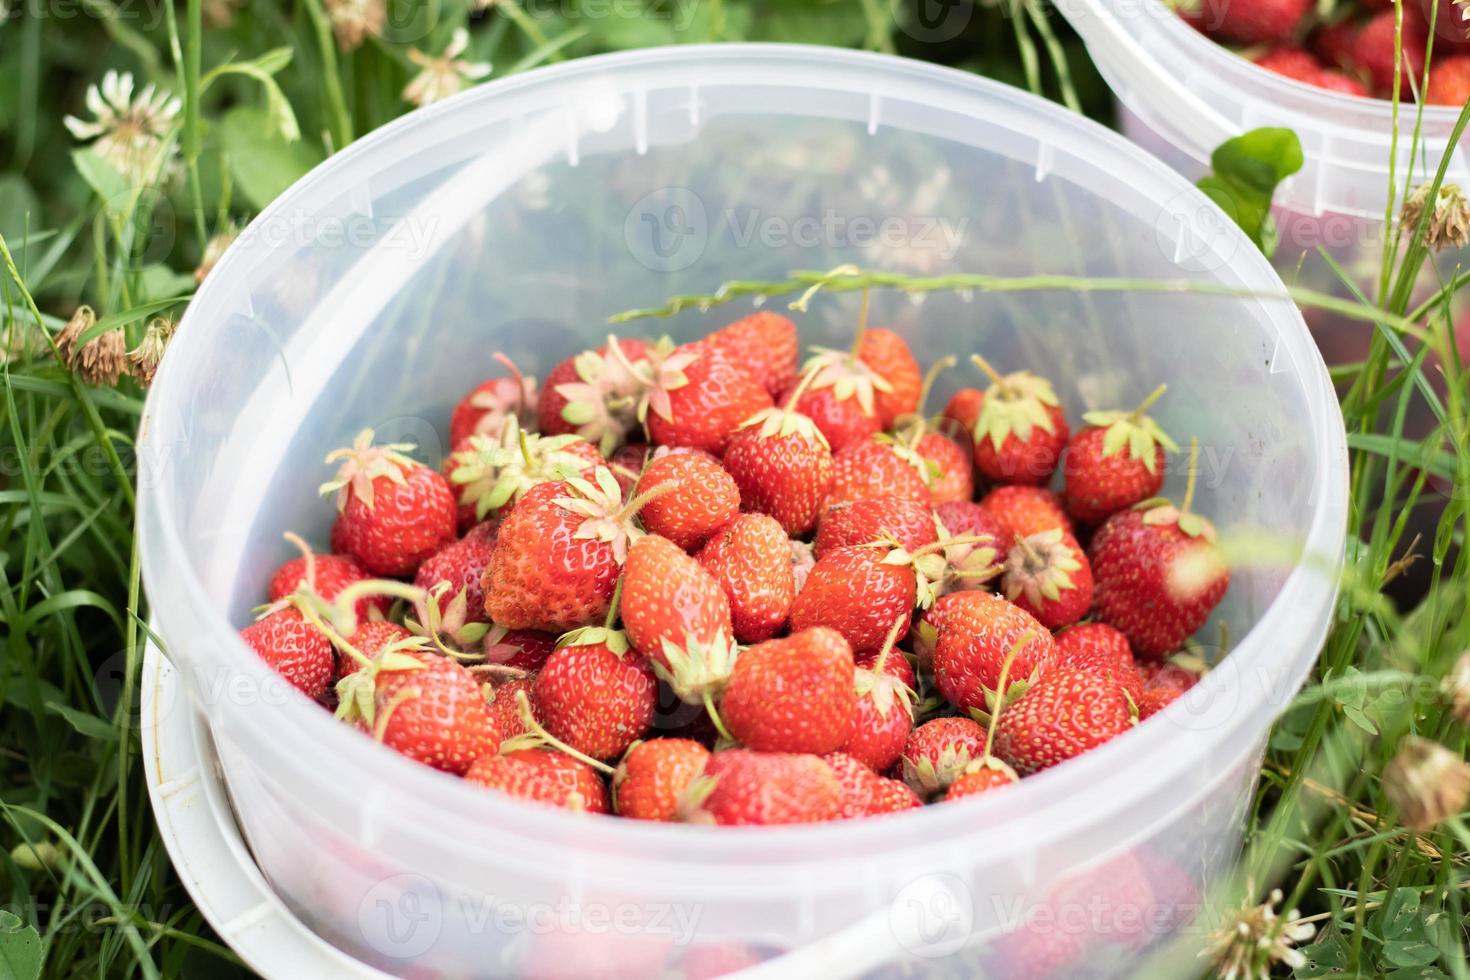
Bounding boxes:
[613,738,710,821]
[941,387,983,440]
[934,500,1009,595]
[1063,386,1179,524]
[1315,71,1370,96]
[484,675,543,741]
[240,608,335,699]
[992,667,1134,775]
[638,341,773,454]
[944,759,1019,801]
[466,748,610,813]
[964,355,1070,486]
[337,620,420,678]
[449,353,538,448]
[855,645,917,690]
[320,430,458,577]
[781,383,882,454]
[1138,687,1181,719]
[826,439,932,510]
[931,590,1057,712]
[718,627,855,754]
[789,545,923,651]
[483,468,652,633]
[412,521,498,640]
[444,418,602,528]
[1253,47,1328,85]
[1139,656,1205,696]
[908,591,962,672]
[634,449,740,552]
[1055,622,1144,704]
[1314,18,1360,70]
[1001,529,1094,630]
[815,496,938,559]
[1088,452,1229,659]
[838,618,915,772]
[337,650,500,775]
[909,431,973,504]
[268,551,387,624]
[1353,11,1427,95]
[533,629,658,760]
[722,383,835,537]
[697,513,796,643]
[790,539,817,592]
[1428,55,1470,104]
[538,338,652,454]
[822,752,923,818]
[1187,0,1311,44]
[900,716,989,799]
[482,626,558,671]
[621,534,736,704]
[979,485,1072,540]
[681,750,842,826]
[800,324,921,432]
[699,311,799,397]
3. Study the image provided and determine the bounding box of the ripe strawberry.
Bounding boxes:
[964,356,1069,486]
[1316,71,1370,96]
[444,418,602,528]
[1353,11,1427,94]
[1055,622,1144,704]
[697,513,796,643]
[1427,55,1470,104]
[613,738,710,821]
[634,450,739,552]
[320,430,457,577]
[856,328,923,426]
[815,496,938,559]
[1253,47,1327,85]
[1089,487,1229,659]
[979,485,1072,540]
[822,752,923,818]
[483,468,649,633]
[699,311,799,397]
[337,620,420,679]
[900,716,989,799]
[1138,687,1181,719]
[534,630,658,760]
[782,383,882,454]
[941,387,983,439]
[722,392,835,537]
[1139,656,1205,696]
[826,439,932,510]
[681,750,842,826]
[855,645,917,690]
[466,748,610,813]
[268,551,388,624]
[1314,18,1360,70]
[240,608,335,699]
[931,590,1058,712]
[934,500,1009,595]
[911,430,973,504]
[413,521,498,634]
[482,626,557,671]
[621,534,736,704]
[1001,529,1094,630]
[944,759,1019,801]
[449,353,538,448]
[719,627,855,754]
[908,589,968,671]
[538,338,651,453]
[484,675,543,741]
[789,545,919,651]
[338,650,500,775]
[1188,0,1311,44]
[992,667,1134,775]
[640,342,773,454]
[1064,386,1179,524]
[838,622,915,772]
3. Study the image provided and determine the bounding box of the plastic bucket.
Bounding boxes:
[137,44,1348,978]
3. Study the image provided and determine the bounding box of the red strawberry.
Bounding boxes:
[1001,530,1094,630]
[719,627,855,754]
[413,521,498,637]
[909,590,971,671]
[482,469,647,632]
[337,620,419,679]
[944,759,1019,801]
[1055,623,1144,704]
[822,752,923,818]
[268,552,388,624]
[634,450,740,552]
[320,430,457,577]
[1314,18,1361,70]
[826,439,933,510]
[240,608,335,699]
[621,534,736,704]
[338,650,500,775]
[1138,687,1181,719]
[1187,0,1311,44]
[789,545,923,651]
[1253,47,1328,85]
[466,748,610,813]
[856,328,922,426]
[613,738,710,821]
[700,311,799,397]
[934,500,1010,595]
[722,393,835,537]
[449,353,538,448]
[697,513,796,643]
[941,387,983,439]
[993,667,1134,774]
[979,485,1072,540]
[641,342,773,454]
[1428,55,1470,104]
[815,496,938,559]
[782,383,882,454]
[444,419,602,528]
[931,590,1058,712]
[482,626,558,671]
[1353,11,1427,94]
[1064,387,1179,524]
[485,675,543,741]
[911,431,973,504]
[1089,485,1229,660]
[964,356,1070,486]
[1316,71,1370,95]
[855,645,917,690]
[534,630,658,760]
[838,621,915,772]
[1140,656,1205,696]
[538,338,652,453]
[900,716,989,798]
[681,750,842,826]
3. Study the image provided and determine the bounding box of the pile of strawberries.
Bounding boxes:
[241,309,1228,826]
[1186,0,1470,104]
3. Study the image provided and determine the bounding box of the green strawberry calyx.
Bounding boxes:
[319,428,417,511]
[934,514,1003,595]
[556,341,655,455]
[855,614,917,721]
[448,416,594,520]
[969,354,1061,451]
[1002,529,1083,607]
[557,625,632,657]
[1135,437,1217,540]
[652,630,739,707]
[878,535,989,610]
[799,345,893,418]
[555,466,673,564]
[332,642,432,731]
[1081,384,1179,474]
[737,362,830,447]
[406,582,490,657]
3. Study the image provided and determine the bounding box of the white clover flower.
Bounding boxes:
[403,29,492,108]
[63,71,181,186]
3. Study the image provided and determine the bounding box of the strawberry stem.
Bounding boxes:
[1182,437,1200,515]
[1131,383,1167,420]
[511,689,615,774]
[332,579,427,634]
[982,630,1035,760]
[702,690,736,744]
[872,612,908,677]
[282,531,318,593]
[917,355,957,416]
[788,263,861,314]
[848,287,871,360]
[492,351,529,416]
[517,426,535,469]
[780,363,825,413]
[372,685,420,742]
[910,533,992,560]
[968,353,1009,393]
[293,595,373,671]
[612,479,679,525]
[605,334,653,387]
[603,574,625,631]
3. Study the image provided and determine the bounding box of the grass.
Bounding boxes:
[0,0,1468,978]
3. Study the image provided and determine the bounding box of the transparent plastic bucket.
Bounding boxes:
[137,45,1348,978]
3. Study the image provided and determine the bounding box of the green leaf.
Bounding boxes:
[139,265,198,305]
[1295,929,1348,978]
[44,701,118,742]
[1195,127,1303,257]
[71,149,129,205]
[754,2,868,45]
[0,910,42,980]
[217,107,323,211]
[1383,941,1442,969]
